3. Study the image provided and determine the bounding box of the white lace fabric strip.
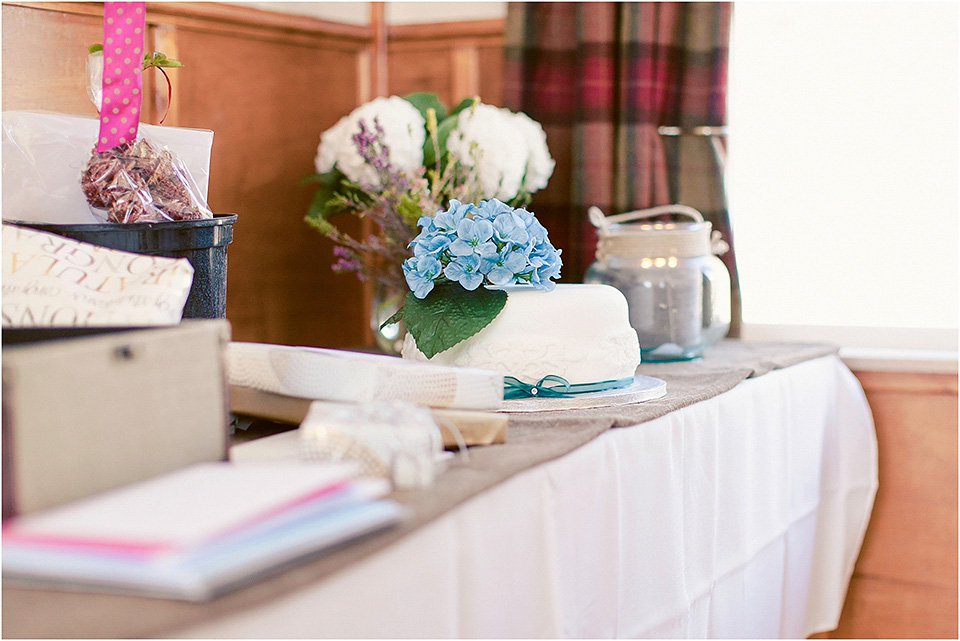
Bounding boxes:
[226,342,504,411]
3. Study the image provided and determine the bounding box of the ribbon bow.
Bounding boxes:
[503,375,635,400]
[504,375,574,400]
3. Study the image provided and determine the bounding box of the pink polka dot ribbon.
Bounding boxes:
[96,2,146,152]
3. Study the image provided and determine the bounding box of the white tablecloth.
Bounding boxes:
[172,355,878,639]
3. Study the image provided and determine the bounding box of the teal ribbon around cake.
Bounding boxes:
[503,374,635,400]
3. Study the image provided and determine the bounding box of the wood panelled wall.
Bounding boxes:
[387,20,504,108]
[1,1,504,348]
[826,370,958,639]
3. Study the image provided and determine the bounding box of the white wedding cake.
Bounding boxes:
[401,283,641,385]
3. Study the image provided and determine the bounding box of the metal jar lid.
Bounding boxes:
[588,205,728,261]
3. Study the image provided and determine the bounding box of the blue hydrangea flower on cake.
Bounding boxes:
[404,198,561,297]
[392,198,562,360]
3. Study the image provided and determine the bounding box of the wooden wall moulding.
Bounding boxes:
[388,19,507,50]
[386,18,506,107]
[5,1,373,48]
[143,2,372,42]
[3,1,103,17]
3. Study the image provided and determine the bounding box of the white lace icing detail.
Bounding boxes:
[402,327,640,385]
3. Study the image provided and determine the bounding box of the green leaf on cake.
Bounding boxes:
[403,284,507,359]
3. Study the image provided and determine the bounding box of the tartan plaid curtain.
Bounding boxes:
[504,2,741,335]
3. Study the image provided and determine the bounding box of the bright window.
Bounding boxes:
[726,2,958,351]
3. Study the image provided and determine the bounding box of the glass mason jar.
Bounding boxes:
[585,205,731,361]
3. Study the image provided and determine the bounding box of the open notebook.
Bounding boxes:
[2,462,405,601]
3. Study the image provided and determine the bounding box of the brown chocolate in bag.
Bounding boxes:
[81,137,211,223]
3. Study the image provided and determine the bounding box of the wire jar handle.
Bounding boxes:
[589,205,728,257]
[588,205,705,235]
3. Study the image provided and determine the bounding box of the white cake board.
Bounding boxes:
[499,375,666,413]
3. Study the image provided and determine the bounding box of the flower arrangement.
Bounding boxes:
[303,93,555,295]
[393,198,562,357]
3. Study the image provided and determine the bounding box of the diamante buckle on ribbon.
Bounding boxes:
[503,374,634,400]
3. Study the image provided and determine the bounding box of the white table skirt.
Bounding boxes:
[172,355,878,639]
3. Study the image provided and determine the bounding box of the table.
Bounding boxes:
[2,344,879,639]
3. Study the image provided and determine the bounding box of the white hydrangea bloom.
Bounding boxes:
[314,95,426,186]
[512,111,555,193]
[446,103,529,201]
[446,103,556,201]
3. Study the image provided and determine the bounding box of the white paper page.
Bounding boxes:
[5,462,360,548]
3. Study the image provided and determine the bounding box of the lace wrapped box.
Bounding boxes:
[227,342,503,411]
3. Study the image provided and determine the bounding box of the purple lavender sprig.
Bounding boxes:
[352,117,417,194]
[308,117,443,293]
[331,245,368,281]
